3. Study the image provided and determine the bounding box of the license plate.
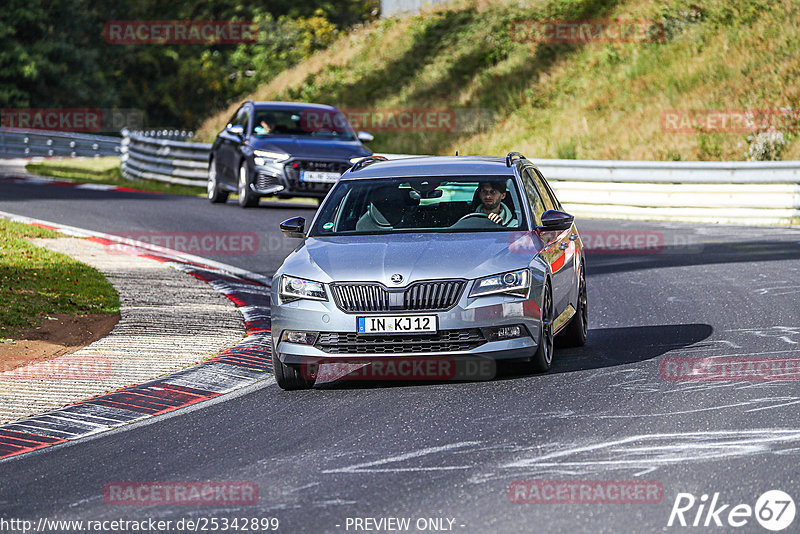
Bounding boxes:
[357,315,437,334]
[300,170,341,183]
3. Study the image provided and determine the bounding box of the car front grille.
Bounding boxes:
[315,329,486,354]
[403,281,465,310]
[284,159,351,193]
[331,280,466,313]
[331,284,390,312]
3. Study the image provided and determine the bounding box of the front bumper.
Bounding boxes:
[253,158,353,197]
[270,284,543,365]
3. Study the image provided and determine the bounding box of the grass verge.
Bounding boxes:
[25,157,207,197]
[197,0,800,161]
[0,219,120,339]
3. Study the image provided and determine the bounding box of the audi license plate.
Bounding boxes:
[300,170,341,183]
[357,315,437,334]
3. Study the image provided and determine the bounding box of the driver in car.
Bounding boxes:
[475,181,516,226]
[254,119,275,135]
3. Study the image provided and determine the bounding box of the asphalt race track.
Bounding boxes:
[2,173,800,533]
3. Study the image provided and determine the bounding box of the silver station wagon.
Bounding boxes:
[271,153,587,389]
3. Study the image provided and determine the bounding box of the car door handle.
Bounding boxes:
[569,234,579,241]
[559,242,569,250]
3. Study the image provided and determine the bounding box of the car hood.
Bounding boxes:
[281,232,538,285]
[250,137,371,159]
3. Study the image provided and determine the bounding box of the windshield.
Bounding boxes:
[252,108,356,141]
[309,176,528,236]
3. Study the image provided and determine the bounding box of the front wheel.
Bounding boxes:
[238,163,259,208]
[559,264,587,347]
[272,339,315,390]
[530,281,554,372]
[207,159,229,204]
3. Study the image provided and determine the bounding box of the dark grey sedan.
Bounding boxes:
[271,153,587,389]
[208,101,372,207]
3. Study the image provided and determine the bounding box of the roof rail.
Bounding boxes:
[350,155,388,172]
[505,152,527,167]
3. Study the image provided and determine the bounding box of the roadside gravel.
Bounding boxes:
[0,237,244,424]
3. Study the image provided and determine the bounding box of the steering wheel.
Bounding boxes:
[456,212,490,223]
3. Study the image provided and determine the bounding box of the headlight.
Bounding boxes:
[254,150,290,166]
[280,275,327,302]
[469,269,530,298]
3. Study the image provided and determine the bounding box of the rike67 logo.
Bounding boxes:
[668,490,795,531]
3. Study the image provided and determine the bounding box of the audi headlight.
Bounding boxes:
[470,269,530,298]
[280,275,327,302]
[254,150,290,166]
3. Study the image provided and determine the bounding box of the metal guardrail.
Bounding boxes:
[0,128,121,157]
[117,129,800,224]
[126,129,195,141]
[536,158,800,184]
[117,130,416,188]
[535,159,800,225]
[377,155,800,224]
[120,129,210,186]
[4,127,798,225]
[549,181,800,225]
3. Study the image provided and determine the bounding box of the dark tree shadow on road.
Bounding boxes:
[312,323,713,389]
[584,239,800,276]
[548,323,714,374]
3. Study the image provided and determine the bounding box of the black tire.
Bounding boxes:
[530,281,554,372]
[238,162,259,208]
[271,339,315,390]
[207,159,229,204]
[558,264,588,347]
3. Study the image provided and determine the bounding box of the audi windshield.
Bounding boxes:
[252,107,356,141]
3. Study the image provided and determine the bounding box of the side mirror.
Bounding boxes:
[537,210,574,232]
[357,131,374,143]
[280,216,306,238]
[226,124,245,139]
